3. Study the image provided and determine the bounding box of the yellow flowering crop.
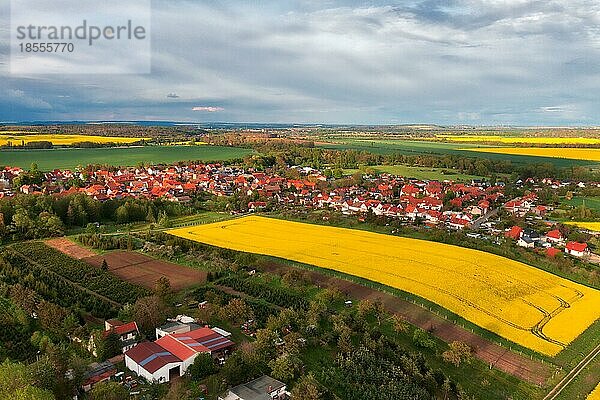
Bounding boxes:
[169,216,600,356]
[438,135,600,145]
[565,222,600,232]
[462,147,600,162]
[588,383,600,400]
[0,133,146,146]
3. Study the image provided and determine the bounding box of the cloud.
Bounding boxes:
[1,0,600,124]
[192,106,225,112]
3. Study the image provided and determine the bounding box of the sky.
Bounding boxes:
[1,0,600,125]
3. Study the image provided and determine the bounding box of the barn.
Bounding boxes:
[125,326,234,383]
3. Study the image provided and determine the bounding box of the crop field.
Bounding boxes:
[84,251,206,291]
[589,383,600,400]
[437,135,600,145]
[169,216,600,356]
[564,222,600,232]
[0,133,146,146]
[463,147,600,163]
[561,197,600,212]
[319,138,596,167]
[0,145,253,170]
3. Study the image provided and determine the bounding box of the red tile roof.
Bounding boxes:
[566,242,588,253]
[125,342,180,374]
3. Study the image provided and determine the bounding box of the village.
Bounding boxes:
[1,162,597,265]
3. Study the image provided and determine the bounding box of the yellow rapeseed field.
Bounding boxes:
[588,383,600,400]
[438,135,600,145]
[169,216,600,356]
[0,133,146,146]
[463,147,600,162]
[565,222,600,232]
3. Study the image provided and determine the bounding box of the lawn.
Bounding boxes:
[0,145,253,170]
[168,216,600,356]
[344,164,485,181]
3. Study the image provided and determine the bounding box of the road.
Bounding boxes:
[543,343,600,400]
[471,207,499,230]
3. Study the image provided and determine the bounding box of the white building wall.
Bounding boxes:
[125,355,182,383]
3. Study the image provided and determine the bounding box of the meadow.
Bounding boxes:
[464,147,600,163]
[168,216,600,356]
[0,145,253,170]
[437,135,600,145]
[343,164,485,181]
[0,133,146,146]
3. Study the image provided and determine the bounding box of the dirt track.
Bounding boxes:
[261,262,553,385]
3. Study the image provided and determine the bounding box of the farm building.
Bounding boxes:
[219,375,290,400]
[125,326,234,383]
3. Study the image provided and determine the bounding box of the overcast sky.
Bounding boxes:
[1,0,600,125]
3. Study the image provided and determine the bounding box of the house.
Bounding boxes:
[219,375,290,400]
[126,326,234,383]
[565,242,589,258]
[248,201,267,211]
[104,320,140,353]
[517,236,535,249]
[545,229,563,244]
[505,226,523,240]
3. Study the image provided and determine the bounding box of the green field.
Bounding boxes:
[561,196,600,212]
[344,164,485,181]
[0,145,253,170]
[320,138,598,167]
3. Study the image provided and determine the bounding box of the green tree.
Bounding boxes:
[290,374,321,400]
[187,353,216,381]
[89,381,129,400]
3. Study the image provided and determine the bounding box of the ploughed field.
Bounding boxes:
[84,251,206,291]
[168,216,600,356]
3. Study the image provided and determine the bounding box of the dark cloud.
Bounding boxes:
[1,0,600,124]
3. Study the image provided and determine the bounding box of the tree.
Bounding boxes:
[96,331,120,360]
[290,374,321,400]
[101,259,109,271]
[154,276,171,299]
[412,329,436,349]
[269,354,301,382]
[187,353,216,381]
[392,315,409,334]
[89,381,129,400]
[0,360,54,400]
[442,341,472,367]
[224,298,254,325]
[133,296,169,335]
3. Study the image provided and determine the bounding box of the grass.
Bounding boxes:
[319,138,597,167]
[343,164,485,181]
[0,145,253,170]
[561,197,600,212]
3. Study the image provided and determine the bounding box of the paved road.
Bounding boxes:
[471,207,499,230]
[543,343,600,400]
